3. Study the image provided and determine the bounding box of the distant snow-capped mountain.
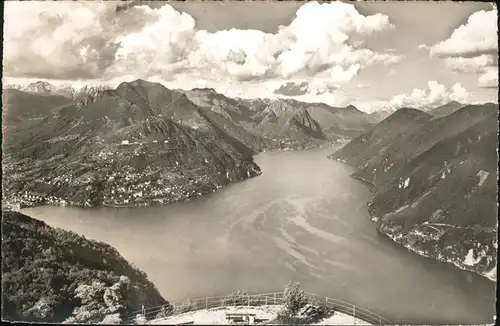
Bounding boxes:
[4,81,110,99]
[73,85,110,98]
[5,81,57,94]
[23,81,58,94]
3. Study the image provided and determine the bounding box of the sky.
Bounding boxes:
[2,1,498,112]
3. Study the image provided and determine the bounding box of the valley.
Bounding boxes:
[3,81,498,286]
[21,148,496,325]
[2,80,373,209]
[2,1,498,325]
[2,79,498,325]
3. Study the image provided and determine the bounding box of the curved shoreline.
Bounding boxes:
[22,148,495,325]
[330,158,497,283]
[373,223,497,283]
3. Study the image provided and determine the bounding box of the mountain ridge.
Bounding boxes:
[2,80,262,209]
[329,103,498,281]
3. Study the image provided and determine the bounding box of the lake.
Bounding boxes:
[24,147,496,324]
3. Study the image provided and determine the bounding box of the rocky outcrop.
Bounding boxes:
[184,91,329,150]
[2,80,261,208]
[239,98,373,149]
[330,104,498,281]
[246,98,372,138]
[1,210,169,323]
[285,108,326,140]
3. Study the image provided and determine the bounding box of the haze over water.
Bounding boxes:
[25,148,495,325]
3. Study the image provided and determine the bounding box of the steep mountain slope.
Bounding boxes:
[366,109,393,123]
[304,103,372,139]
[1,210,169,323]
[4,82,371,153]
[429,101,466,118]
[330,108,432,169]
[185,94,331,150]
[2,89,73,129]
[183,88,266,152]
[329,104,498,280]
[73,85,111,101]
[2,80,261,208]
[235,98,372,149]
[184,88,256,124]
[57,86,78,98]
[255,101,325,138]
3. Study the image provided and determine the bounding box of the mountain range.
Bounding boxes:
[6,81,110,100]
[2,79,497,284]
[2,80,378,208]
[2,80,262,208]
[329,103,498,281]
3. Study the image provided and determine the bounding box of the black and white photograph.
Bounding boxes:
[1,0,498,325]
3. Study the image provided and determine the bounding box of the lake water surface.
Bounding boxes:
[24,148,496,324]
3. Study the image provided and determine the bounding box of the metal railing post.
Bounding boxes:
[353,305,356,325]
[265,296,268,306]
[206,297,208,309]
[379,315,382,325]
[274,293,276,305]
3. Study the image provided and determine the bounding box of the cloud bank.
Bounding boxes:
[4,1,399,87]
[3,2,155,79]
[387,81,469,110]
[430,9,498,88]
[111,1,401,84]
[356,81,471,112]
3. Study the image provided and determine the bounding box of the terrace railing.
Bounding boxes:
[122,291,392,325]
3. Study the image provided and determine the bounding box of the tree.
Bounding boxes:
[282,281,308,317]
[226,289,247,306]
[277,281,309,324]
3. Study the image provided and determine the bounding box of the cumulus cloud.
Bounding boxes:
[444,54,495,73]
[387,81,470,110]
[273,80,340,96]
[3,1,399,86]
[430,10,497,58]
[309,80,341,95]
[110,4,197,79]
[3,1,156,79]
[273,82,310,96]
[430,9,498,88]
[478,68,499,88]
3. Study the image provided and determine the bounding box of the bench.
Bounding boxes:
[226,313,257,324]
